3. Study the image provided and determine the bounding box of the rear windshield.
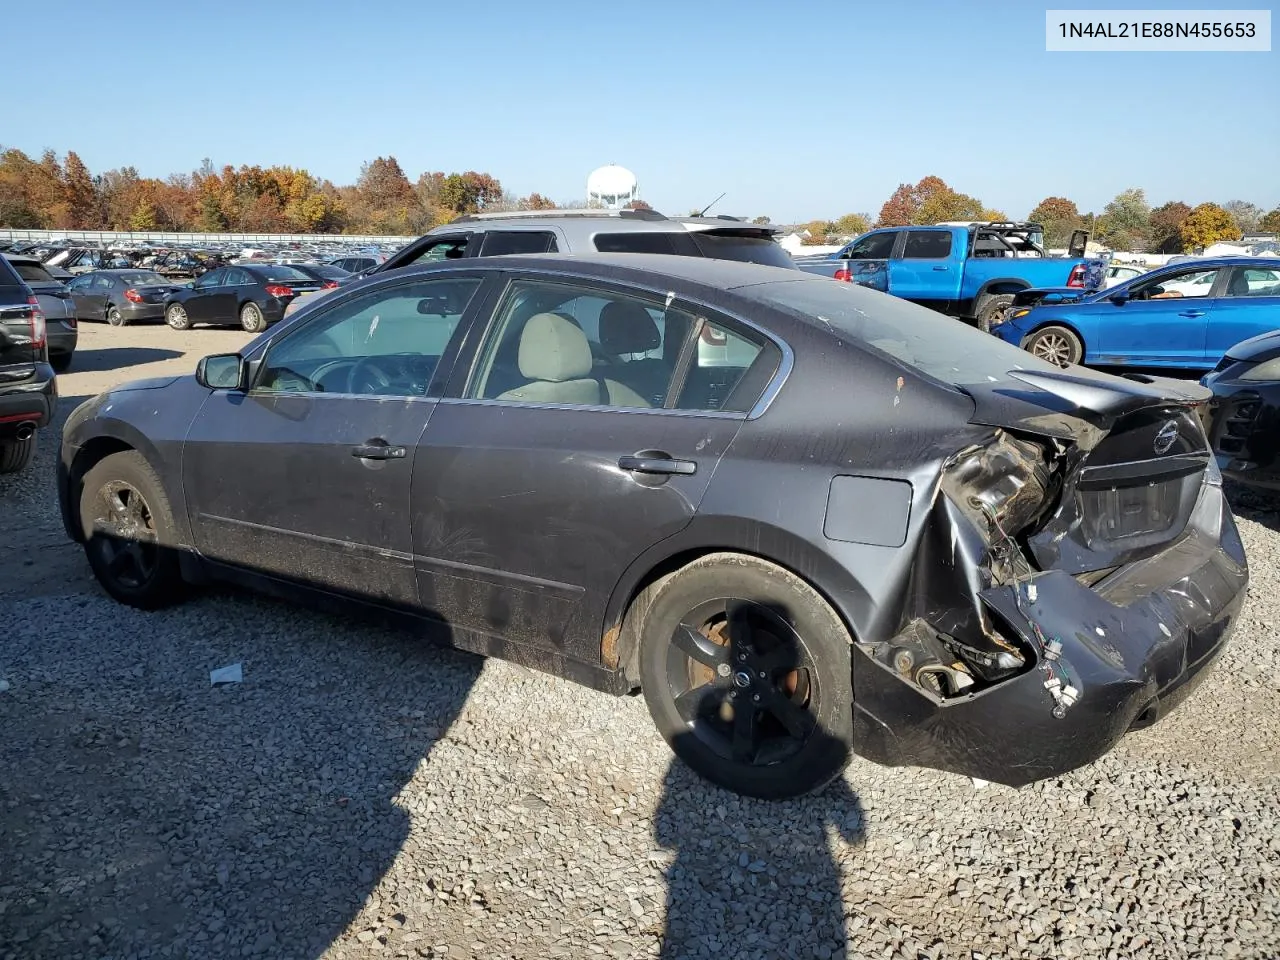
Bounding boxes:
[309,264,350,279]
[119,271,168,285]
[687,232,795,268]
[259,266,311,282]
[9,261,55,283]
[752,278,1061,388]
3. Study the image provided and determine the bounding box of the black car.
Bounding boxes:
[290,262,351,285]
[163,264,326,333]
[1202,330,1280,489]
[0,256,56,473]
[68,270,187,327]
[59,255,1246,799]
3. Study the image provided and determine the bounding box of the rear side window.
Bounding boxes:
[593,232,681,255]
[902,231,952,259]
[8,260,55,283]
[478,231,558,256]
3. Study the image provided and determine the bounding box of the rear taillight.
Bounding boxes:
[124,288,144,303]
[321,280,339,289]
[833,268,852,282]
[28,296,46,349]
[265,284,293,297]
[1066,264,1087,288]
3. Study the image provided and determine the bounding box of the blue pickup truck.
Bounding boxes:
[795,222,1104,329]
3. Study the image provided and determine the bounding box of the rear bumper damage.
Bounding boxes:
[851,436,1247,787]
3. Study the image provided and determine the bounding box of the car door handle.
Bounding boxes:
[351,440,406,460]
[932,265,949,271]
[1179,310,1206,317]
[618,454,697,475]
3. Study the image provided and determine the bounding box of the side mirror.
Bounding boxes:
[196,354,247,391]
[1109,290,1131,304]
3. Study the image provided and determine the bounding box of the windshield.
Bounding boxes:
[752,279,1062,387]
[688,232,795,268]
[119,271,168,285]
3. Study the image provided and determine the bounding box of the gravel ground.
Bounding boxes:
[2,322,1279,959]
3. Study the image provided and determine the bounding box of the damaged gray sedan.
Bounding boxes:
[57,256,1247,799]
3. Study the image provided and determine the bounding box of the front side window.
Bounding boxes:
[256,277,482,397]
[195,269,225,289]
[902,230,953,259]
[843,231,897,260]
[92,275,114,291]
[466,279,773,413]
[1133,268,1219,300]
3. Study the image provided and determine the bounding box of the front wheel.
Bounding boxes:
[79,451,186,609]
[240,302,267,333]
[1024,324,1083,366]
[166,303,192,331]
[637,553,854,799]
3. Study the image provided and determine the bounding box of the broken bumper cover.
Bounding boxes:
[852,480,1247,787]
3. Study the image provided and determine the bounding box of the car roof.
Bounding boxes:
[1155,256,1280,270]
[431,209,778,237]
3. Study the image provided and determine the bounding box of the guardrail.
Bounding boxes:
[0,228,412,245]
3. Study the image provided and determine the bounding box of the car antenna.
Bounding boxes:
[693,192,726,217]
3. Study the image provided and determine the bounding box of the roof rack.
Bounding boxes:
[451,208,668,224]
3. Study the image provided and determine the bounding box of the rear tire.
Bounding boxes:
[976,293,1015,333]
[1024,324,1083,366]
[106,305,126,327]
[0,435,36,474]
[166,303,192,331]
[240,302,267,333]
[636,553,854,799]
[79,451,186,609]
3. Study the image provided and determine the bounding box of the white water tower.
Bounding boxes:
[587,164,639,209]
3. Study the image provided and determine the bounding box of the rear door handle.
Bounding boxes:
[932,265,949,271]
[1179,310,1206,317]
[351,439,407,460]
[618,454,697,475]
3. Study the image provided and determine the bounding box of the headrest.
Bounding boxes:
[518,313,593,382]
[599,300,661,355]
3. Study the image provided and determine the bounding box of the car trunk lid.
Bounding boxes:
[961,368,1214,574]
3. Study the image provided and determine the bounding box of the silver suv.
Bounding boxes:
[287,209,793,316]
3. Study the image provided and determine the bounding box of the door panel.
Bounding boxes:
[411,404,742,658]
[889,229,961,302]
[1206,267,1280,363]
[1097,267,1222,363]
[183,392,430,604]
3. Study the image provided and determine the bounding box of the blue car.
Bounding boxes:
[991,257,1280,369]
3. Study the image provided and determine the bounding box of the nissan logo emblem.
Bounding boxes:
[1153,420,1179,455]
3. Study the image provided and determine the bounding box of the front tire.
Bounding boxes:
[79,451,186,609]
[240,302,267,333]
[636,553,854,799]
[166,303,192,331]
[106,305,126,327]
[0,435,36,474]
[1025,324,1083,366]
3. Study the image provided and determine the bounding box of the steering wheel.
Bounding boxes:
[347,356,399,395]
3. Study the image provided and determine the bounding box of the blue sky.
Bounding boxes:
[5,0,1276,222]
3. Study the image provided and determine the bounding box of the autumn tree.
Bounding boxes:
[832,212,870,236]
[521,193,556,210]
[63,151,96,228]
[1260,207,1280,233]
[752,215,771,224]
[1180,203,1242,251]
[1223,199,1263,235]
[876,176,990,227]
[877,182,918,227]
[1027,197,1082,248]
[915,189,983,225]
[1149,201,1192,254]
[801,220,834,244]
[1095,188,1151,251]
